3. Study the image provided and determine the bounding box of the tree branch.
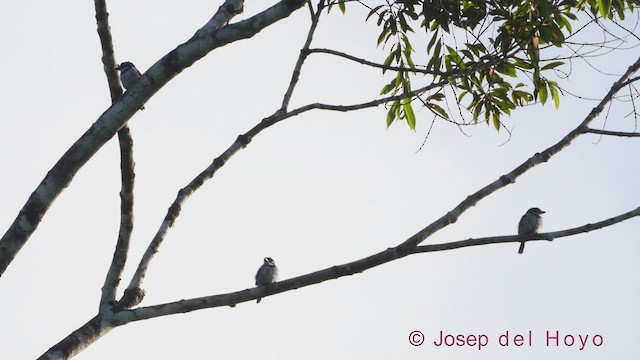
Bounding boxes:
[110,206,639,324]
[620,75,640,87]
[37,315,113,360]
[35,206,640,358]
[0,0,309,277]
[413,206,640,253]
[585,128,640,137]
[307,47,444,74]
[306,47,507,77]
[280,1,323,111]
[94,0,137,310]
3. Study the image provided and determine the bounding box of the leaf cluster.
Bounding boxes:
[339,0,638,130]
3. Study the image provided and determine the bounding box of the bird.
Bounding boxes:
[518,207,545,254]
[116,62,145,110]
[255,257,278,303]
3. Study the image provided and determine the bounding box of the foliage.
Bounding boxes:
[331,0,639,130]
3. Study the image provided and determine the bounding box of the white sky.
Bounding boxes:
[1,1,639,359]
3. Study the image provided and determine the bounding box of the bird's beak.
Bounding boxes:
[115,65,121,70]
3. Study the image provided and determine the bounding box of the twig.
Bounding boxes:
[280,1,323,111]
[585,128,640,137]
[94,0,137,310]
[414,206,640,253]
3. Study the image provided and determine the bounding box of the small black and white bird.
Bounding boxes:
[518,207,545,254]
[255,257,278,303]
[116,62,144,110]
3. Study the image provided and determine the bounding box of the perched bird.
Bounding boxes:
[116,62,145,110]
[518,207,545,254]
[255,257,278,303]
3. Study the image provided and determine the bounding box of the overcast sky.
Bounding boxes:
[1,1,639,359]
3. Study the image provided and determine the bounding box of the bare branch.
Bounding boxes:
[621,75,640,87]
[111,206,639,324]
[35,205,640,358]
[307,47,440,74]
[585,128,640,137]
[94,0,137,310]
[280,1,324,111]
[414,206,640,253]
[307,47,502,77]
[37,315,113,360]
[103,127,135,307]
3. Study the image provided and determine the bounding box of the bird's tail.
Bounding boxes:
[518,242,525,254]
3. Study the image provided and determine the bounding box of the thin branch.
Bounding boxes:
[37,315,113,360]
[585,128,640,137]
[307,47,502,77]
[94,0,136,310]
[414,206,640,253]
[280,1,323,111]
[307,47,440,74]
[621,75,640,87]
[111,206,640,324]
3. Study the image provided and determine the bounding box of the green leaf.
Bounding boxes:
[538,27,551,44]
[555,14,573,33]
[380,77,399,95]
[597,0,611,17]
[338,0,346,14]
[539,85,548,105]
[512,90,534,105]
[484,101,491,123]
[549,81,561,109]
[492,114,501,131]
[495,62,517,77]
[377,26,391,46]
[472,100,483,123]
[513,58,533,70]
[427,102,449,119]
[365,5,384,22]
[460,49,474,61]
[541,61,565,71]
[612,0,625,19]
[386,100,400,127]
[403,99,417,130]
[564,12,577,20]
[382,50,395,73]
[427,34,439,53]
[549,24,565,44]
